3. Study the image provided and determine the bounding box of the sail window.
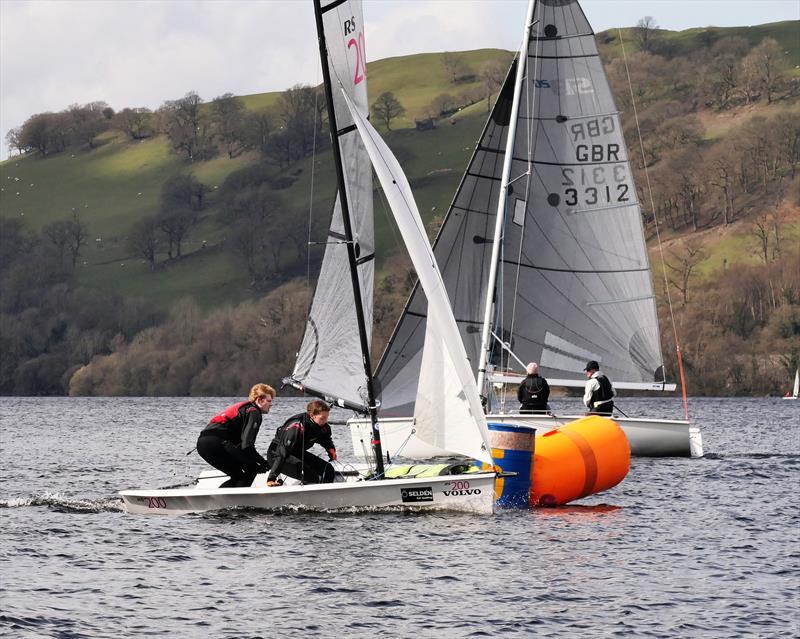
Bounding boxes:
[513,198,527,226]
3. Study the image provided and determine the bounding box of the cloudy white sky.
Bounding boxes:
[1,0,798,160]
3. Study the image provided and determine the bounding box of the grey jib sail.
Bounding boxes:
[377,0,665,417]
[291,0,374,410]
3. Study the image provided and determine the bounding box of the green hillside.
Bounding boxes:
[3,24,797,311]
[2,20,799,397]
[0,49,511,310]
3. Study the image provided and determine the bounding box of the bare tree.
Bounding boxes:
[43,220,72,265]
[162,91,215,161]
[371,91,406,131]
[127,216,160,269]
[5,127,24,156]
[666,239,707,305]
[246,107,278,158]
[442,51,469,83]
[114,108,153,140]
[430,93,458,117]
[480,59,506,113]
[211,93,247,158]
[748,38,786,104]
[635,16,659,52]
[65,211,88,268]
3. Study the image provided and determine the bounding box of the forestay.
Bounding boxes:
[376,0,667,417]
[343,91,494,466]
[291,0,375,409]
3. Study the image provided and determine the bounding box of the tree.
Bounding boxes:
[748,38,786,104]
[156,175,204,258]
[67,102,109,149]
[162,91,215,161]
[65,211,88,268]
[5,127,23,156]
[666,239,707,305]
[276,84,321,163]
[19,113,55,156]
[708,37,749,109]
[371,91,405,131]
[114,108,153,140]
[160,174,206,212]
[442,51,469,83]
[245,107,278,158]
[634,16,659,52]
[430,93,458,117]
[480,59,506,113]
[211,93,247,158]
[43,220,73,266]
[127,216,160,269]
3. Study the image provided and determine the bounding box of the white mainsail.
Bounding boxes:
[342,91,494,465]
[290,0,374,409]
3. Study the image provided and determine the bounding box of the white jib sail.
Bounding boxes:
[342,91,493,465]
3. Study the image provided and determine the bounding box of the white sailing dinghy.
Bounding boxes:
[349,0,703,459]
[783,369,799,400]
[120,0,497,516]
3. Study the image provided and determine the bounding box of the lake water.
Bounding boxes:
[1,396,797,638]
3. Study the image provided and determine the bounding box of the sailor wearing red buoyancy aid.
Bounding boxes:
[196,383,275,488]
[266,399,337,486]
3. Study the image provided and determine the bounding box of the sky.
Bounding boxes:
[1,0,798,161]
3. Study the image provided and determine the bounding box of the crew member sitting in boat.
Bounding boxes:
[266,399,337,486]
[517,362,550,413]
[196,383,275,488]
[583,361,616,416]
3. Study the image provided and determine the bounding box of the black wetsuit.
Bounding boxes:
[197,401,268,488]
[517,374,550,413]
[267,412,336,484]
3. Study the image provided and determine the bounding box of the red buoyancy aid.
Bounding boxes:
[209,401,251,425]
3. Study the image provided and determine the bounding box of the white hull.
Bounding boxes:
[350,413,704,459]
[120,470,496,516]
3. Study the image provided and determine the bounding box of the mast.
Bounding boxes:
[313,0,384,477]
[475,0,537,402]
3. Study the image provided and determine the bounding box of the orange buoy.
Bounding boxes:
[531,416,630,507]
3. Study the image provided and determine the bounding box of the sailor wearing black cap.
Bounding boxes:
[583,360,615,416]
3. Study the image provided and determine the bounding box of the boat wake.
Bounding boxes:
[703,452,800,460]
[0,492,124,513]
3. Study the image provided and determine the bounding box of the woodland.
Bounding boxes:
[1,21,798,397]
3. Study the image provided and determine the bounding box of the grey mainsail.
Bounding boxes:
[377,0,665,417]
[290,0,375,410]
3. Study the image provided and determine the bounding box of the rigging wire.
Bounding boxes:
[617,28,690,419]
[503,9,543,413]
[306,66,322,290]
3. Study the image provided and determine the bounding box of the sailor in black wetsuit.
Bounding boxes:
[517,362,550,413]
[583,360,616,416]
[266,399,337,486]
[196,383,275,488]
